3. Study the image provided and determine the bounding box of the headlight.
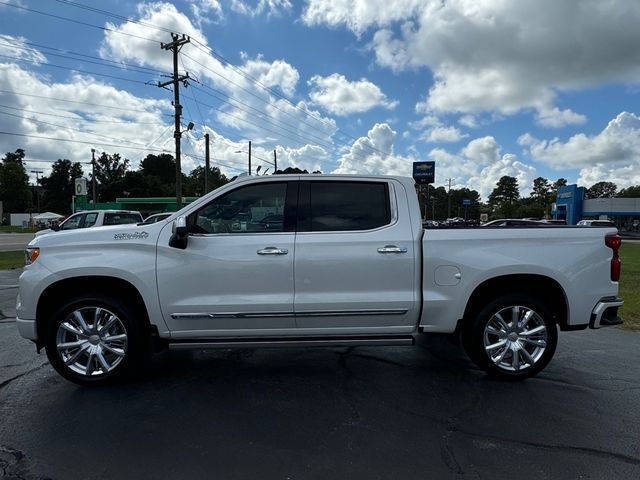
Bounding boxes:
[25,247,40,265]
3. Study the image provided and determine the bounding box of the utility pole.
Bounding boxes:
[159,33,190,209]
[91,148,97,205]
[204,133,210,194]
[273,149,277,173]
[248,141,252,175]
[446,178,454,219]
[30,170,43,212]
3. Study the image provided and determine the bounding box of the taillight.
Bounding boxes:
[605,234,621,282]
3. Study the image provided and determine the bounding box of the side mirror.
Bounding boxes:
[169,216,189,249]
[51,224,60,231]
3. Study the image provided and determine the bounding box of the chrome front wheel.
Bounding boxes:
[56,307,128,377]
[45,295,146,386]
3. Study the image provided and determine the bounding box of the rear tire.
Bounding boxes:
[44,294,147,386]
[462,294,558,380]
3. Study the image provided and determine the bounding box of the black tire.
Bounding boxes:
[462,294,558,380]
[44,294,147,386]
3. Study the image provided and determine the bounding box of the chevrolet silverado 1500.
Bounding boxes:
[17,175,624,385]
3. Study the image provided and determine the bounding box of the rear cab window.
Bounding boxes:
[104,213,143,225]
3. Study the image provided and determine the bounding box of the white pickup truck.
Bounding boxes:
[17,175,624,385]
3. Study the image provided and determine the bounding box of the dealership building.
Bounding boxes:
[552,184,640,232]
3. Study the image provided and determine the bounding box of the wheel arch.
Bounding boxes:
[461,274,570,331]
[36,276,151,347]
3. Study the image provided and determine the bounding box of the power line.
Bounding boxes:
[0,109,161,148]
[0,40,168,76]
[0,89,171,115]
[0,54,152,85]
[0,104,167,125]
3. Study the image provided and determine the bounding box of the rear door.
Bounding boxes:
[293,179,418,332]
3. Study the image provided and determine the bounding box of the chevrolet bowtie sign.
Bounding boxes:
[413,161,435,184]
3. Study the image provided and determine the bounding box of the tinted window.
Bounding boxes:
[104,213,142,225]
[84,212,98,227]
[61,213,83,230]
[309,182,390,232]
[191,182,288,234]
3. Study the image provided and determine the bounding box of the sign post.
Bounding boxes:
[413,162,435,220]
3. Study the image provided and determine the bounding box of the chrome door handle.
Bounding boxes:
[377,245,408,254]
[257,247,288,255]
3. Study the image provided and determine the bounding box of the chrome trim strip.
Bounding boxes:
[295,309,409,317]
[171,308,409,320]
[169,337,415,350]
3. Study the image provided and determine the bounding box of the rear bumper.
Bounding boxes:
[590,297,624,329]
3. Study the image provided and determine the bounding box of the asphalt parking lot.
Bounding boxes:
[1,268,639,480]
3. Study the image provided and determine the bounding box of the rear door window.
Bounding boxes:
[305,181,391,232]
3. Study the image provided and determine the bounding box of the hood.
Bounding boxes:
[28,222,163,248]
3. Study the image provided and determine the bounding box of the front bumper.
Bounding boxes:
[590,297,624,329]
[17,316,38,340]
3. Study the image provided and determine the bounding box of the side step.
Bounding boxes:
[168,335,415,350]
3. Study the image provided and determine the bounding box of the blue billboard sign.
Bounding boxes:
[413,161,435,184]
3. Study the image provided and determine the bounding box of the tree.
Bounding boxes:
[0,149,32,215]
[618,185,640,198]
[587,181,617,199]
[488,176,520,218]
[184,166,229,196]
[531,177,551,208]
[92,152,130,201]
[275,167,309,174]
[140,154,176,184]
[39,159,84,214]
[553,178,567,189]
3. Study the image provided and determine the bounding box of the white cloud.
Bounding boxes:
[458,114,477,129]
[521,112,640,188]
[310,0,640,127]
[230,0,292,17]
[242,55,299,97]
[535,106,587,128]
[276,144,329,172]
[0,34,46,64]
[426,136,537,200]
[332,123,414,175]
[99,2,337,149]
[302,0,422,36]
[421,125,466,143]
[188,0,224,26]
[308,73,398,116]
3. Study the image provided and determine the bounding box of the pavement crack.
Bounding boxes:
[0,363,49,391]
[457,429,640,467]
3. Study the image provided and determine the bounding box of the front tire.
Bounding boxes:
[462,294,558,380]
[45,295,147,386]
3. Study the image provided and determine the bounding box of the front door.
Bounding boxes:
[156,180,297,336]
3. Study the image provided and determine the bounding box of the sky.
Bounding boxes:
[1,0,640,200]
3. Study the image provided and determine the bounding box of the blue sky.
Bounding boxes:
[1,0,640,199]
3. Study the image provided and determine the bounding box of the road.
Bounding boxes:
[0,233,34,252]
[1,268,639,479]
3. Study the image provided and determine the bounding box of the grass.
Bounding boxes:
[0,225,39,233]
[619,243,640,330]
[0,251,25,270]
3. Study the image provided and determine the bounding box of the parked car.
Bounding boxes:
[19,175,623,385]
[481,219,542,227]
[577,220,615,227]
[142,213,172,225]
[34,210,144,237]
